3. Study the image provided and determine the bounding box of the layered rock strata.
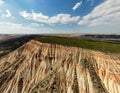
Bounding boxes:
[0,40,119,93]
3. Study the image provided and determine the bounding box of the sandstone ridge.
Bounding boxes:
[0,40,119,93]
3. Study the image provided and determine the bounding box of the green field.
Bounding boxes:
[35,36,120,54]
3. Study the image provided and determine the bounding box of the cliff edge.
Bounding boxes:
[0,40,119,93]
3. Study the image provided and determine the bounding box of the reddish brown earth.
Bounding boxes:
[0,40,119,93]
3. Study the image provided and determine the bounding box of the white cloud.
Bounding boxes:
[0,1,13,18]
[0,22,60,34]
[20,11,80,25]
[72,1,82,11]
[0,0,4,5]
[5,9,12,17]
[31,23,40,27]
[48,14,80,24]
[0,22,40,34]
[19,11,49,23]
[0,9,14,18]
[31,23,44,27]
[87,0,94,6]
[78,0,120,26]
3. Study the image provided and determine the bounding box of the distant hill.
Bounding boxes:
[0,35,39,58]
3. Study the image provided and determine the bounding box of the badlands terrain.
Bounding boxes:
[0,39,119,93]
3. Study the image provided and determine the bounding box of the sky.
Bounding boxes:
[0,0,120,34]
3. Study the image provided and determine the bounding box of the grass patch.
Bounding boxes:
[35,36,120,54]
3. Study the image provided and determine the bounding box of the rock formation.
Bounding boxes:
[0,40,119,93]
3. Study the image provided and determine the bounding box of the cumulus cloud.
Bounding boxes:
[0,9,14,18]
[5,9,12,17]
[48,14,80,24]
[72,1,82,11]
[20,11,80,24]
[0,0,4,5]
[78,0,120,26]
[20,11,49,23]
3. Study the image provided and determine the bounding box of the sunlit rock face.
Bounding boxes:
[0,40,119,93]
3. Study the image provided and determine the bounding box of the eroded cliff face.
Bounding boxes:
[0,40,119,93]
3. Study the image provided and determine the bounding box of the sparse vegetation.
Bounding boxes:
[0,52,9,58]
[35,36,120,54]
[0,35,39,59]
[0,35,39,51]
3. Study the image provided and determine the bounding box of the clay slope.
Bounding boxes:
[0,40,119,93]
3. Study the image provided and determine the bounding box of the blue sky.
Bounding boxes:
[0,0,120,34]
